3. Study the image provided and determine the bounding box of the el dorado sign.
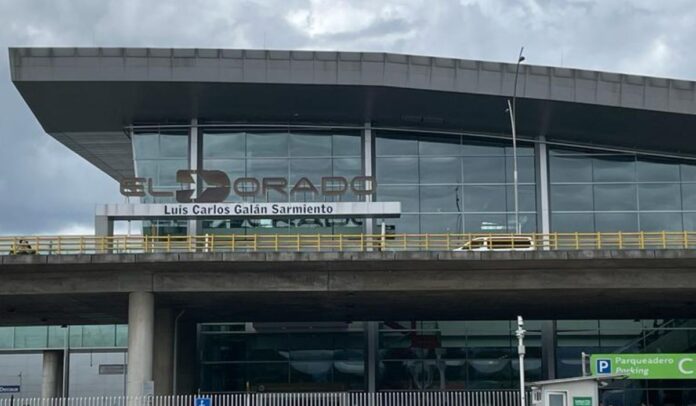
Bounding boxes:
[95,202,401,220]
[591,353,696,379]
[120,170,376,203]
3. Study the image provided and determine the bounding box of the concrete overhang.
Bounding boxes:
[3,250,696,325]
[9,47,696,180]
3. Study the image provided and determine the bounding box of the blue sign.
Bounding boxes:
[596,358,612,374]
[0,386,20,393]
[195,398,211,406]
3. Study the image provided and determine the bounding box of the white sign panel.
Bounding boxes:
[96,202,401,219]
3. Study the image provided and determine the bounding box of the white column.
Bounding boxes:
[188,118,202,236]
[41,350,63,398]
[536,136,551,236]
[363,122,374,235]
[127,291,155,397]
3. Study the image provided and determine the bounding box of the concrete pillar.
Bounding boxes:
[127,292,155,397]
[174,319,197,395]
[541,320,557,380]
[365,321,379,392]
[362,122,375,236]
[153,308,174,395]
[187,118,202,236]
[41,350,64,398]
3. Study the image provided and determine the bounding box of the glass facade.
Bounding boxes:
[196,319,696,404]
[375,132,536,234]
[550,148,696,232]
[0,325,127,350]
[201,130,364,235]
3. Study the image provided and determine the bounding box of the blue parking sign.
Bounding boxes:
[195,398,212,406]
[597,359,612,374]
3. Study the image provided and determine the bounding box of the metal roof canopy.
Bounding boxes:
[9,47,696,180]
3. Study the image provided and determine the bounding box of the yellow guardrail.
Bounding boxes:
[0,232,695,255]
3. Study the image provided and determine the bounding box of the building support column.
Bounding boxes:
[95,215,114,253]
[535,136,551,237]
[365,321,379,392]
[153,308,174,395]
[41,350,64,398]
[127,292,155,397]
[188,118,202,237]
[363,122,375,237]
[541,320,557,380]
[174,319,197,395]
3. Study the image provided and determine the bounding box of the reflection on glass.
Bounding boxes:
[289,133,331,157]
[639,212,683,232]
[247,133,288,157]
[594,184,637,211]
[379,186,419,212]
[638,160,680,182]
[463,185,506,212]
[465,214,508,233]
[593,156,635,182]
[420,214,461,233]
[420,186,460,212]
[638,183,681,211]
[203,132,245,158]
[377,157,419,184]
[462,157,506,183]
[594,213,638,232]
[551,213,595,233]
[419,135,460,156]
[419,157,461,184]
[550,155,593,183]
[376,135,418,156]
[551,185,593,211]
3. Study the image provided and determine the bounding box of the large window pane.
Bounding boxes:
[420,186,460,212]
[638,184,681,210]
[419,135,460,156]
[506,186,537,212]
[551,184,593,211]
[376,135,418,156]
[550,155,592,183]
[133,133,159,159]
[509,214,537,233]
[290,159,331,185]
[640,212,683,231]
[204,159,246,181]
[462,157,506,183]
[681,164,696,182]
[159,160,188,186]
[135,160,157,179]
[464,214,508,233]
[333,158,361,178]
[683,184,696,210]
[378,186,419,212]
[463,185,506,212]
[332,134,361,156]
[247,133,288,157]
[203,132,245,158]
[594,184,637,211]
[593,156,635,182]
[638,160,680,182]
[594,213,638,232]
[159,133,189,158]
[421,214,461,233]
[247,159,288,178]
[376,157,418,184]
[377,214,419,234]
[420,157,461,184]
[551,213,595,233]
[289,133,332,157]
[462,140,505,156]
[505,156,536,183]
[14,326,47,348]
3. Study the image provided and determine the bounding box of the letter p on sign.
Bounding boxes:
[597,359,611,374]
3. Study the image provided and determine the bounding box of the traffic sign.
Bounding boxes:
[195,398,212,406]
[591,353,696,379]
[0,386,20,393]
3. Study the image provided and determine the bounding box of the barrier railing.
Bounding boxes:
[1,231,695,255]
[0,392,526,406]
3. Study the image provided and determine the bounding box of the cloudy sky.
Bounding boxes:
[0,0,695,235]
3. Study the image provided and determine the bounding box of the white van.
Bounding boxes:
[454,236,535,251]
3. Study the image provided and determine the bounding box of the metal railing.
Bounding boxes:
[0,392,525,406]
[1,231,695,256]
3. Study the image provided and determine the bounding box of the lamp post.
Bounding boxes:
[516,315,527,406]
[507,47,525,234]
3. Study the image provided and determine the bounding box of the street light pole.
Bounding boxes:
[507,47,525,234]
[516,315,527,406]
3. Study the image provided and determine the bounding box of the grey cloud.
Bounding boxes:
[0,0,695,235]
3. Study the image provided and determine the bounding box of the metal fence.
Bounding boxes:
[0,392,525,406]
[1,231,695,256]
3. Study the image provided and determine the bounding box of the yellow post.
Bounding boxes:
[662,231,667,249]
[618,232,623,250]
[596,232,601,249]
[339,234,344,251]
[296,234,300,252]
[274,234,279,252]
[360,234,364,252]
[317,234,321,252]
[685,231,689,249]
[425,234,430,251]
[639,231,645,249]
[446,234,451,250]
[574,232,579,250]
[57,236,62,255]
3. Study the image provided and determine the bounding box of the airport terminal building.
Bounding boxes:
[3,47,696,406]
